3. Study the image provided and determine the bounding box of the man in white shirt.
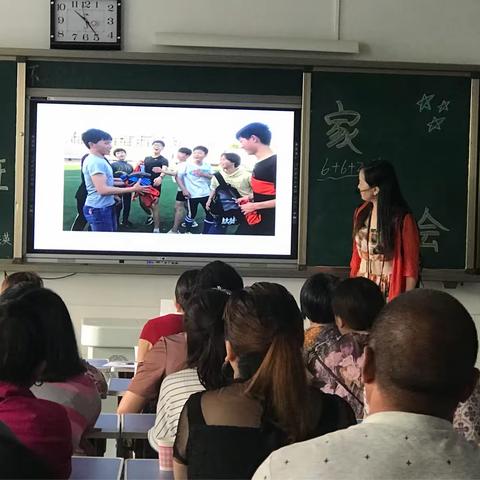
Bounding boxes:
[254,289,480,480]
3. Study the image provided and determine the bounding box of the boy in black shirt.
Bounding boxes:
[143,140,169,233]
[235,122,277,236]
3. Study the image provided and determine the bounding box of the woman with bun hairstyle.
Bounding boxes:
[351,160,420,301]
[173,282,355,479]
[148,288,231,448]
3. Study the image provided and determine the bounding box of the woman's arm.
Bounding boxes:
[173,460,188,480]
[136,338,153,364]
[117,390,148,414]
[401,214,421,285]
[405,277,417,291]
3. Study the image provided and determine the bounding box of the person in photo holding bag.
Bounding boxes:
[206,152,252,234]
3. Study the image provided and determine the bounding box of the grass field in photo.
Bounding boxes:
[63,166,206,233]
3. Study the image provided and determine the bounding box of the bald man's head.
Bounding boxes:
[369,289,478,404]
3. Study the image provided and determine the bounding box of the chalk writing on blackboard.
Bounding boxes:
[437,100,450,113]
[416,94,435,112]
[0,232,11,247]
[0,159,8,191]
[427,116,446,133]
[418,207,450,253]
[324,101,362,154]
[417,95,451,133]
[317,158,364,182]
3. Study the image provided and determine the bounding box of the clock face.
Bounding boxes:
[50,0,121,49]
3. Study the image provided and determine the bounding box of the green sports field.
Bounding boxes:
[63,167,206,232]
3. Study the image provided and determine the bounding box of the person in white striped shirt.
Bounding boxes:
[148,288,231,451]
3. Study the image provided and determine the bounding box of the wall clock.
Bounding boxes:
[50,0,122,50]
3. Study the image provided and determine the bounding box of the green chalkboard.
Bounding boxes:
[0,61,17,260]
[27,61,302,96]
[307,72,471,269]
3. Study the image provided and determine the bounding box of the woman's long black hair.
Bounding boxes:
[354,160,411,256]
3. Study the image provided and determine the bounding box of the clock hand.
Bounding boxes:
[73,9,98,35]
[73,9,87,22]
[82,8,98,35]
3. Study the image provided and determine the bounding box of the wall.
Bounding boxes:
[29,271,480,368]
[1,0,480,64]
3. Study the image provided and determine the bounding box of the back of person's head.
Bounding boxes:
[0,293,47,386]
[368,289,478,413]
[174,269,200,311]
[224,282,308,442]
[81,128,112,148]
[1,287,85,383]
[235,122,272,145]
[332,277,385,331]
[196,261,243,293]
[300,273,339,324]
[1,271,43,294]
[184,289,230,389]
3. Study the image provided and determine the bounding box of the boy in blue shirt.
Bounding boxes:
[81,129,148,232]
[176,146,214,233]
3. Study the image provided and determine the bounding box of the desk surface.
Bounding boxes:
[70,456,123,480]
[87,358,136,373]
[122,413,156,439]
[108,377,132,396]
[86,413,120,439]
[125,459,173,480]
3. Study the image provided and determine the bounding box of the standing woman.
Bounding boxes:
[350,160,420,301]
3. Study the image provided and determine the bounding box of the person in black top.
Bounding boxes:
[235,123,277,236]
[173,282,355,479]
[143,140,169,233]
[111,148,134,227]
[70,153,89,231]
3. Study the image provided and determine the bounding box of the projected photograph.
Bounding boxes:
[30,101,297,258]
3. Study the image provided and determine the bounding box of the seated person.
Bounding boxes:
[136,269,199,364]
[2,286,102,454]
[320,277,385,418]
[0,271,43,293]
[1,275,107,399]
[301,273,341,371]
[0,292,72,478]
[118,261,243,414]
[254,289,480,480]
[148,288,230,449]
[173,282,356,479]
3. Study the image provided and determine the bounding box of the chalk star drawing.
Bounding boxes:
[427,116,446,133]
[0,232,11,246]
[437,100,450,113]
[416,94,435,112]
